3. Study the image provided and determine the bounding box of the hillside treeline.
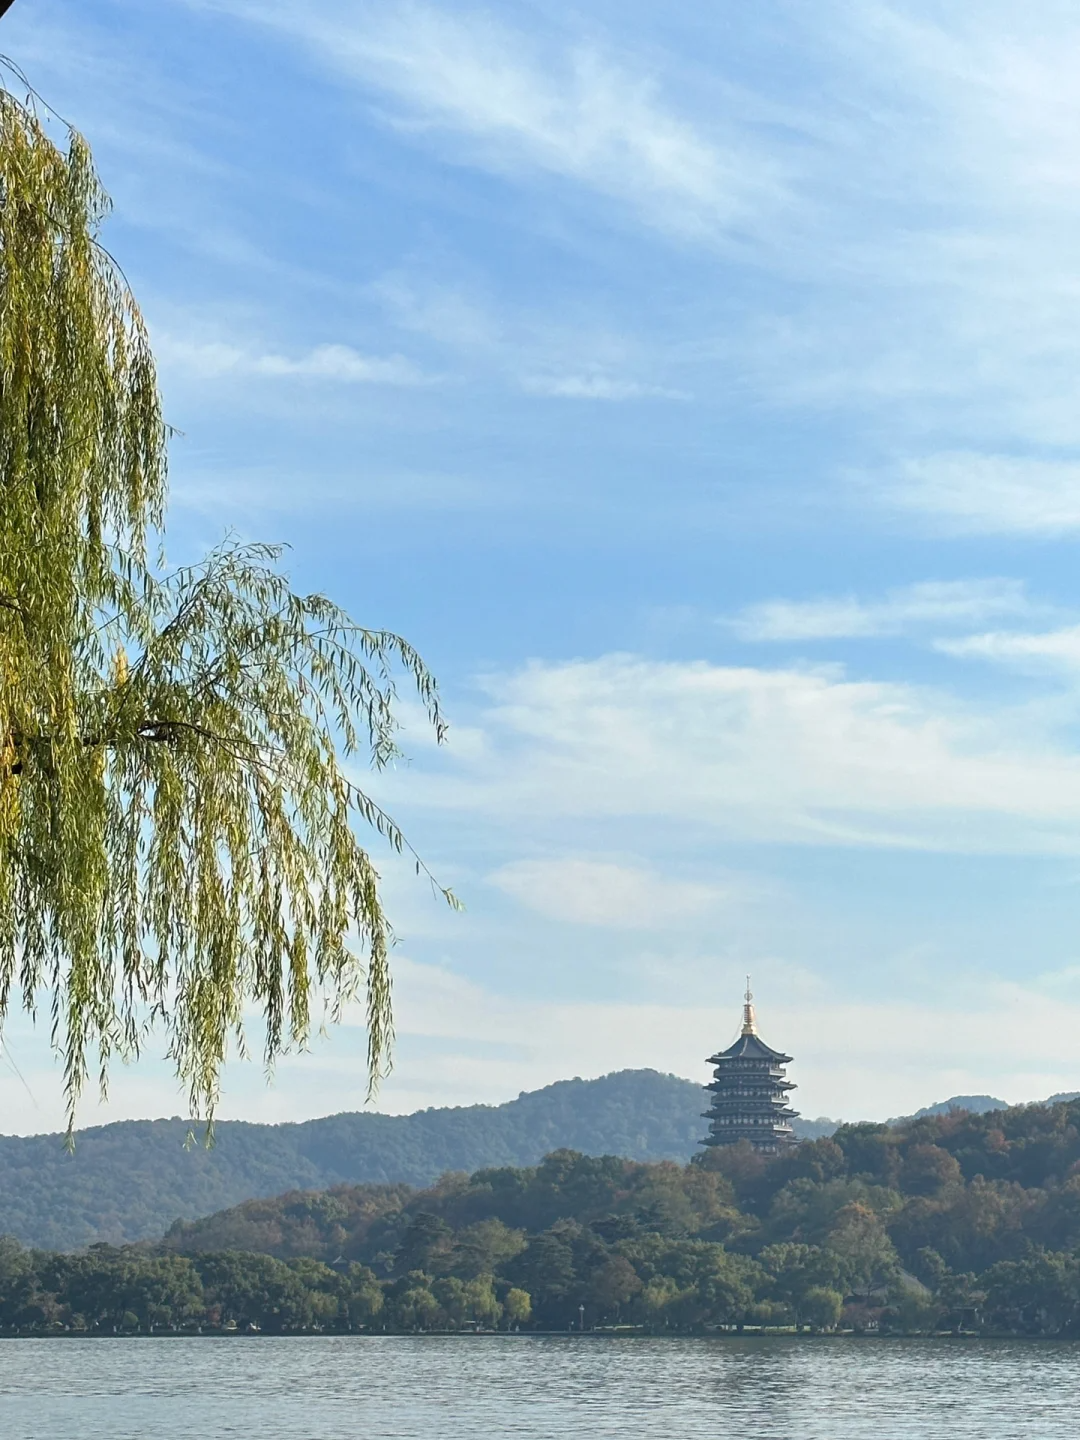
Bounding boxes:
[6,1099,1080,1335]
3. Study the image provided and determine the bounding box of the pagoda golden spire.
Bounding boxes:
[741,976,757,1036]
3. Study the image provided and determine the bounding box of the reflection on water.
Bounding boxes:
[0,1335,1077,1440]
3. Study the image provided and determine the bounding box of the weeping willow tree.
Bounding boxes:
[0,86,454,1130]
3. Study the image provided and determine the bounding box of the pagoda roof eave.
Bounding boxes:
[708,1044,792,1065]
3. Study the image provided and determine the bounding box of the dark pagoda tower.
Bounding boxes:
[701,981,799,1152]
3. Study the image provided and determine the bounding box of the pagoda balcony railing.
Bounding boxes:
[714,1062,789,1072]
[707,1105,795,1114]
[711,1088,794,1100]
[716,1058,791,1069]
[712,1067,791,1081]
[709,1092,795,1101]
[707,1115,795,1127]
[708,1109,795,1117]
[705,1088,789,1100]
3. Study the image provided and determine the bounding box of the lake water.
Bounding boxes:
[0,1335,1077,1439]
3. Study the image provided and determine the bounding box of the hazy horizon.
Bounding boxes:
[1,1059,1072,1140]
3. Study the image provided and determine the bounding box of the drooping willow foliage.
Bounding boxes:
[0,86,453,1129]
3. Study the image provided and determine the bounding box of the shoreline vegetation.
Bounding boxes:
[6,1099,1080,1338]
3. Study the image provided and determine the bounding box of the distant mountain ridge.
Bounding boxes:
[899,1092,1080,1123]
[0,1070,1074,1251]
[912,1095,1010,1119]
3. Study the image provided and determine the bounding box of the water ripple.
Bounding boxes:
[1,1336,1078,1440]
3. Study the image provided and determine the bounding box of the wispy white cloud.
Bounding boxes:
[520,373,686,401]
[487,858,729,929]
[158,335,430,386]
[371,271,688,400]
[939,625,1080,672]
[381,654,1080,854]
[880,453,1080,535]
[370,275,500,351]
[731,579,1035,642]
[209,0,785,241]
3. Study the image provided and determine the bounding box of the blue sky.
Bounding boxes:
[7,0,1080,1131]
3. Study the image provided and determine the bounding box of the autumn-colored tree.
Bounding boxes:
[826,1202,900,1300]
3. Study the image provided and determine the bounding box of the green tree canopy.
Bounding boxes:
[0,86,452,1127]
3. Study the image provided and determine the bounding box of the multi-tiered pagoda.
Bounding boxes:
[701,982,799,1152]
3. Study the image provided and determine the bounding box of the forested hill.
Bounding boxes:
[4,1067,1065,1252]
[0,1070,833,1250]
[165,1094,1080,1270]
